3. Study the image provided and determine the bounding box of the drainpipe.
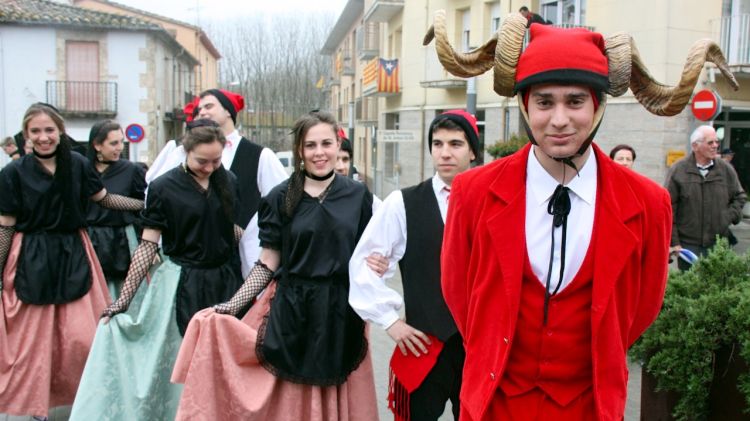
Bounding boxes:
[420,0,430,180]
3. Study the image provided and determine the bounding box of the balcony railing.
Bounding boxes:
[355,97,378,126]
[357,22,380,60]
[715,14,750,65]
[46,81,117,118]
[342,49,355,76]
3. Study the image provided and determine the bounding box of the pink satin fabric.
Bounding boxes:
[0,231,111,416]
[172,281,379,421]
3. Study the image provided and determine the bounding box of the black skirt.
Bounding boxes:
[15,231,91,305]
[87,225,131,281]
[256,275,367,386]
[174,257,244,336]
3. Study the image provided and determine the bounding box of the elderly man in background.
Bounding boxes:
[666,125,746,270]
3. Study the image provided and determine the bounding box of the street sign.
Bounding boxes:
[379,130,419,143]
[691,90,722,121]
[125,124,145,143]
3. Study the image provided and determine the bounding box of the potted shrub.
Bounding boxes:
[486,133,529,160]
[631,239,750,420]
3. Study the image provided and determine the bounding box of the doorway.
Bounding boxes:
[729,127,750,192]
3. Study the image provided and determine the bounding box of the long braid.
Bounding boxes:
[284,170,305,219]
[211,166,235,222]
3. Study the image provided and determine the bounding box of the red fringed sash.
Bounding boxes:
[387,335,444,421]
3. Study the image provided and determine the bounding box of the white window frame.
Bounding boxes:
[490,2,502,33]
[461,9,471,50]
[541,0,586,26]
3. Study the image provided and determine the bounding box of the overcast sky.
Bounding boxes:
[114,0,348,25]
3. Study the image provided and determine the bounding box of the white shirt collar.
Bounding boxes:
[431,173,449,195]
[527,145,597,207]
[225,130,241,148]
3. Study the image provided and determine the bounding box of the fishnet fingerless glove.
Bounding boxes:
[0,225,15,293]
[234,224,244,246]
[101,240,158,318]
[98,193,145,212]
[214,260,273,315]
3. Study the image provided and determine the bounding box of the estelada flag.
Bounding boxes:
[378,58,400,94]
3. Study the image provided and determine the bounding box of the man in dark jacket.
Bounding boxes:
[666,125,747,269]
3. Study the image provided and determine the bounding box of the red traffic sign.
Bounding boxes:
[691,89,722,121]
[125,124,145,143]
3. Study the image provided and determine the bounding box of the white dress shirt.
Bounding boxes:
[348,174,449,329]
[144,130,288,277]
[525,146,597,293]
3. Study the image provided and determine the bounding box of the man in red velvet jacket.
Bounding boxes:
[424,10,739,421]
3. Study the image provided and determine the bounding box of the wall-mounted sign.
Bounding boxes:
[125,124,145,143]
[379,130,419,143]
[666,149,687,167]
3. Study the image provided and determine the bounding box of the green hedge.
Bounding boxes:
[486,133,529,159]
[630,239,750,419]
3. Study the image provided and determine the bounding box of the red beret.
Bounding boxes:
[515,23,609,93]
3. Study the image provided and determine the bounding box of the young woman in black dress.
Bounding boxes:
[172,110,379,420]
[86,120,147,298]
[70,120,245,421]
[0,103,143,418]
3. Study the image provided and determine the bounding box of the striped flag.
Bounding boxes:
[378,58,399,93]
[363,59,378,86]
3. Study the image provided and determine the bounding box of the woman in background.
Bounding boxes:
[610,144,637,169]
[86,120,146,298]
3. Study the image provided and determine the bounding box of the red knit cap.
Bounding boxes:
[429,110,480,157]
[202,89,245,124]
[514,23,609,94]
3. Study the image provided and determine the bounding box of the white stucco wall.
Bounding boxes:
[106,30,148,162]
[0,26,56,142]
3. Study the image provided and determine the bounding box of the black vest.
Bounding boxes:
[399,179,458,342]
[229,137,263,228]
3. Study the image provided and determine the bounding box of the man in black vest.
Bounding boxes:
[349,110,479,420]
[145,89,287,277]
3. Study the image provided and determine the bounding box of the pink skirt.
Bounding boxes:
[0,231,111,416]
[172,281,379,421]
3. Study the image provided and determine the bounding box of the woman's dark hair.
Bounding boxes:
[609,144,636,161]
[87,119,122,162]
[285,110,340,218]
[22,103,75,218]
[182,121,234,221]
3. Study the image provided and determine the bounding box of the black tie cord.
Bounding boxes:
[543,183,571,325]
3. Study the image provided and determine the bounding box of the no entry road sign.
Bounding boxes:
[691,90,722,121]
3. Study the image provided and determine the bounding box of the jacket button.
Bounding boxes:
[503,337,509,344]
[490,372,495,380]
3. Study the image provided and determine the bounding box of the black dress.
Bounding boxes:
[143,166,244,335]
[86,159,146,283]
[256,174,374,386]
[0,153,103,304]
